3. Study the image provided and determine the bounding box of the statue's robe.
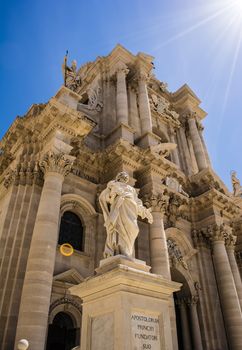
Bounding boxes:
[99,180,148,257]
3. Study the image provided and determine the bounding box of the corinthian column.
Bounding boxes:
[15,151,75,350]
[176,299,192,350]
[145,194,170,278]
[197,121,212,167]
[170,129,180,168]
[210,224,242,350]
[187,113,207,171]
[225,234,242,310]
[187,296,203,350]
[116,63,129,125]
[144,194,178,350]
[177,122,193,176]
[138,72,152,135]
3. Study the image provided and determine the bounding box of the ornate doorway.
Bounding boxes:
[46,312,79,350]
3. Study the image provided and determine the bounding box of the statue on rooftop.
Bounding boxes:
[62,51,81,91]
[231,171,242,197]
[99,172,153,258]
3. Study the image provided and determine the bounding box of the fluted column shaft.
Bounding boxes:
[188,297,203,350]
[212,228,242,350]
[149,207,170,278]
[15,152,74,350]
[226,242,242,311]
[198,124,212,167]
[178,300,192,350]
[116,65,129,125]
[170,131,180,168]
[177,125,193,176]
[128,86,141,137]
[146,195,178,349]
[187,115,207,171]
[138,74,152,135]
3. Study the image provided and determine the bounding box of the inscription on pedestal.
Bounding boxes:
[131,312,161,350]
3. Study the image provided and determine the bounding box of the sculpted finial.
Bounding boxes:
[99,172,153,258]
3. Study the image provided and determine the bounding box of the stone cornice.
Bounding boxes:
[190,188,239,218]
[190,167,230,196]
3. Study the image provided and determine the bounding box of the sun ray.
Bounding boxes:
[221,23,242,115]
[153,1,238,51]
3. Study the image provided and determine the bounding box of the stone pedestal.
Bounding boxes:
[69,256,181,350]
[105,123,134,146]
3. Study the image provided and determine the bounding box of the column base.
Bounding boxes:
[136,132,160,148]
[69,255,181,350]
[104,123,134,146]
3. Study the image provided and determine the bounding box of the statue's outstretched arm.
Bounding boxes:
[134,190,153,224]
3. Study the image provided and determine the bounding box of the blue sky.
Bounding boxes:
[1,0,242,189]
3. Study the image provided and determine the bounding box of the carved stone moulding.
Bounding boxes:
[49,296,82,314]
[167,238,189,270]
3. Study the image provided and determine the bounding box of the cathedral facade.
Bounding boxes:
[1,45,242,350]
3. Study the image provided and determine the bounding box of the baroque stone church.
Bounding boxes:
[1,44,242,350]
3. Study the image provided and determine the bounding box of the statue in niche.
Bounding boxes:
[62,52,81,91]
[99,172,153,258]
[231,171,242,197]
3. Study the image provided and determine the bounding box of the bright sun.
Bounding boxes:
[230,0,242,19]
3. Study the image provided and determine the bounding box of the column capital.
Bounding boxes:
[39,151,75,177]
[198,223,228,244]
[192,228,210,248]
[143,193,169,214]
[209,223,230,243]
[3,168,16,188]
[197,121,204,132]
[3,161,43,188]
[115,62,129,76]
[225,233,237,249]
[186,111,197,121]
[137,71,150,83]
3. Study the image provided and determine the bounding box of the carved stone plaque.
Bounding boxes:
[131,312,161,350]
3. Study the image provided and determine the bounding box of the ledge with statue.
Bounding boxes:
[69,172,181,350]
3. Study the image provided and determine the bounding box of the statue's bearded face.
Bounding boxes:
[116,172,129,183]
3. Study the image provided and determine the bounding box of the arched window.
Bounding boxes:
[59,211,84,252]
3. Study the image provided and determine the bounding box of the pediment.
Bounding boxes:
[53,268,85,285]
